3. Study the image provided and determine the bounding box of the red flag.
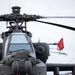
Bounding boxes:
[57,38,64,50]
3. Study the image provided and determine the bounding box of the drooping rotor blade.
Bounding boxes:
[35,20,75,31]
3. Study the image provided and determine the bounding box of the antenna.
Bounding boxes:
[9,0,10,13]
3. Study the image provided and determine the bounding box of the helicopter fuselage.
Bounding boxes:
[0,31,47,75]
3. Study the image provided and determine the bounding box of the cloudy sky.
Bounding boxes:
[0,0,75,74]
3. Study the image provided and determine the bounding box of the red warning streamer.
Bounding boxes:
[57,38,64,50]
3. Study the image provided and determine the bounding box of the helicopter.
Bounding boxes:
[0,6,75,75]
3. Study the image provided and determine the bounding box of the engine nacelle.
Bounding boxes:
[33,43,49,63]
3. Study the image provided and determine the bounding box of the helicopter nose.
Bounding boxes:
[12,60,32,74]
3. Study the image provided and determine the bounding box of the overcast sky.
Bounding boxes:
[0,0,75,74]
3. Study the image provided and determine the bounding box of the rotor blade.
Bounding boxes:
[42,16,75,19]
[35,20,75,31]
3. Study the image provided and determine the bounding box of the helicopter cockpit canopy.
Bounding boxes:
[3,32,36,59]
[9,33,32,52]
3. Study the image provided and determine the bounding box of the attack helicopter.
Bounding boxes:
[0,6,75,75]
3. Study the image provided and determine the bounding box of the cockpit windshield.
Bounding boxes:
[9,33,32,52]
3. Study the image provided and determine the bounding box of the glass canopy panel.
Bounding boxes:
[11,34,29,43]
[9,44,32,51]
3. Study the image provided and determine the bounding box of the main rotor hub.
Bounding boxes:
[12,6,21,14]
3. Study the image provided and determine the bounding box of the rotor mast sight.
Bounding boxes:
[12,6,21,14]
